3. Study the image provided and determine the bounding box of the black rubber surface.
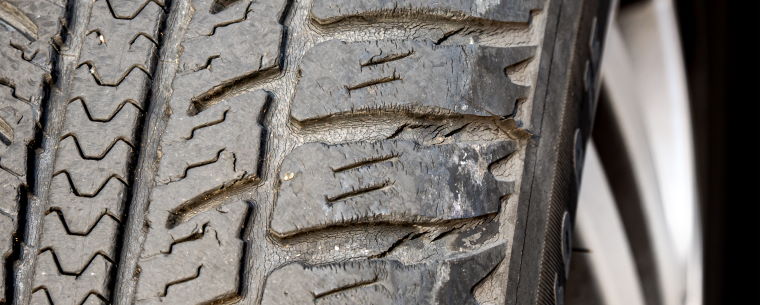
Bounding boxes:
[0,0,609,304]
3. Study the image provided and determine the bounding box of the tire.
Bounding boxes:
[0,0,610,304]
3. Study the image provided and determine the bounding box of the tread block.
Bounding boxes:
[171,0,287,106]
[144,91,268,247]
[156,90,268,185]
[33,251,111,305]
[70,67,148,120]
[53,137,131,195]
[148,150,243,240]
[48,174,126,234]
[136,200,249,305]
[291,40,534,122]
[61,99,140,157]
[311,0,543,25]
[261,243,505,305]
[38,213,119,273]
[271,140,513,237]
[79,0,162,84]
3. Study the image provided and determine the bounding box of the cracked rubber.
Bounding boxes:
[0,0,611,304]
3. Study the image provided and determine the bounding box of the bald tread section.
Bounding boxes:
[261,243,506,305]
[271,140,514,237]
[0,0,65,303]
[291,40,534,122]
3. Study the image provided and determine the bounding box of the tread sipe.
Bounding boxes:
[0,0,611,304]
